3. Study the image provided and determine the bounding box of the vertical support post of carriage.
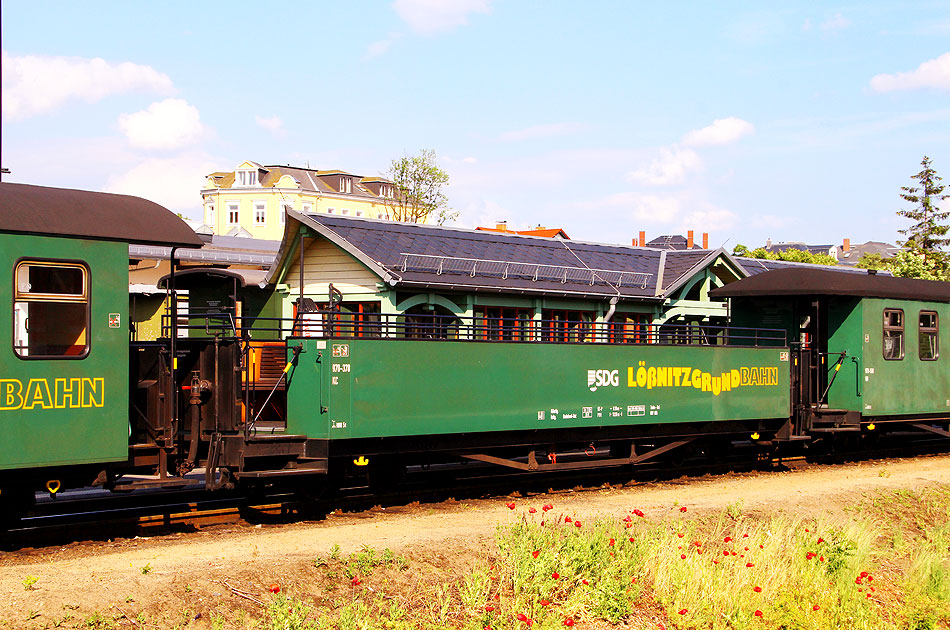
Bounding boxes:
[160,247,179,480]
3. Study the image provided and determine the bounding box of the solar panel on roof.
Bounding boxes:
[396,253,652,289]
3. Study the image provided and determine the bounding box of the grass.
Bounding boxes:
[58,485,950,629]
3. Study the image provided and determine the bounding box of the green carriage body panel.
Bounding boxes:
[828,298,950,417]
[0,233,129,469]
[287,337,790,441]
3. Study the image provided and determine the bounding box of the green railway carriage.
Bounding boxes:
[285,335,790,468]
[712,268,950,434]
[0,183,203,498]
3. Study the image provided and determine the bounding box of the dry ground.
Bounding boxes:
[3,455,950,628]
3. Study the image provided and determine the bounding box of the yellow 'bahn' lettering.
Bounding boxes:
[0,378,104,410]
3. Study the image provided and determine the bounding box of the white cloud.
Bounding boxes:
[392,0,491,35]
[498,122,587,142]
[104,153,218,216]
[2,51,174,121]
[820,13,851,32]
[681,117,755,147]
[870,52,950,92]
[682,206,738,232]
[365,33,403,58]
[256,115,285,136]
[118,98,206,150]
[625,147,702,186]
[629,194,683,223]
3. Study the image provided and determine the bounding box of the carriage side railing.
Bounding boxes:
[161,309,787,347]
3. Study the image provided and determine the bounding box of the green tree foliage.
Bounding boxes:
[384,149,457,224]
[898,156,950,256]
[891,156,950,280]
[731,244,837,266]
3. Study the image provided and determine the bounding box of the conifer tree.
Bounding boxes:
[897,156,950,257]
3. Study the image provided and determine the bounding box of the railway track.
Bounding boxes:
[3,441,946,551]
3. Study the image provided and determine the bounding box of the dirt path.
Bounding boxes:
[3,455,950,627]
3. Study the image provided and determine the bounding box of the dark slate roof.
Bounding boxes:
[735,257,878,277]
[646,234,692,250]
[837,241,902,265]
[0,182,203,248]
[661,250,714,290]
[292,213,671,299]
[710,268,950,303]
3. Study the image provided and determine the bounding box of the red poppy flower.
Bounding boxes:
[813,605,820,611]
[746,562,754,568]
[540,599,550,606]
[552,572,560,580]
[542,504,553,512]
[631,577,637,584]
[697,548,703,554]
[623,515,632,522]
[694,541,701,547]
[867,576,873,581]
[625,523,632,529]
[608,538,615,546]
[532,550,540,558]
[485,605,495,612]
[633,509,645,517]
[806,552,816,560]
[678,609,687,615]
[563,620,575,627]
[680,506,687,512]
[817,537,824,544]
[744,547,749,551]
[866,593,872,599]
[753,586,762,592]
[517,613,528,622]
[506,502,516,510]
[759,544,764,549]
[629,537,635,543]
[723,550,730,556]
[805,528,810,532]
[565,517,572,523]
[855,577,862,584]
[714,560,719,564]
[743,533,749,538]
[677,533,685,538]
[574,520,582,528]
[754,610,763,617]
[582,579,589,585]
[860,571,868,578]
[681,554,686,559]
[724,536,732,543]
[352,577,361,586]
[529,507,537,514]
[269,584,280,593]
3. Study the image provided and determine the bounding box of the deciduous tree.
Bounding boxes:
[384,149,456,224]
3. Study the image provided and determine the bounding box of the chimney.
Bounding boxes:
[639,231,646,247]
[843,238,851,252]
[496,221,508,230]
[702,232,708,249]
[632,238,638,247]
[687,230,694,249]
[766,238,772,248]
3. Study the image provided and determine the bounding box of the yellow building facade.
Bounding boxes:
[200,161,400,240]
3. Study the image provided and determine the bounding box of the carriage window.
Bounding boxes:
[919,311,939,361]
[13,261,89,359]
[883,308,903,360]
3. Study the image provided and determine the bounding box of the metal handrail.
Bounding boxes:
[161,309,787,348]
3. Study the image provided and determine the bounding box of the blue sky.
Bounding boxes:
[3,1,950,250]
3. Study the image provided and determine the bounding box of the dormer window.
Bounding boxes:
[379,185,391,198]
[237,169,258,187]
[339,177,352,194]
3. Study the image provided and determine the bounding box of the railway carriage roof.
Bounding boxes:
[0,182,203,247]
[710,267,950,302]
